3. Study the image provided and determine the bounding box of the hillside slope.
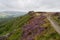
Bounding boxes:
[0,13,31,40]
[0,12,60,40]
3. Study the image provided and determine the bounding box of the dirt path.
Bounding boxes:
[47,15,60,34]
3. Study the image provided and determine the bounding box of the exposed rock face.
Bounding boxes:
[28,11,34,15]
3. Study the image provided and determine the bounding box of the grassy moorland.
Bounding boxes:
[52,13,60,25]
[0,14,31,40]
[0,12,60,40]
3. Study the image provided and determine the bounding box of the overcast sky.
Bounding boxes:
[0,0,60,12]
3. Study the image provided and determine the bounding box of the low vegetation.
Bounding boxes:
[0,12,60,40]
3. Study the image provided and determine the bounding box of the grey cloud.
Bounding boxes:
[0,0,60,12]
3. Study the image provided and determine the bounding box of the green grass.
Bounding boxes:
[0,14,31,36]
[52,16,60,25]
[35,18,60,40]
[8,28,23,40]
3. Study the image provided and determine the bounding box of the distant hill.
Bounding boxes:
[0,11,27,24]
[0,11,60,40]
[0,11,27,18]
